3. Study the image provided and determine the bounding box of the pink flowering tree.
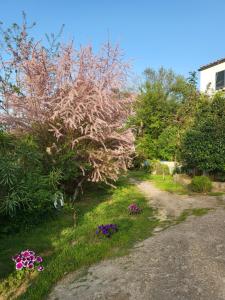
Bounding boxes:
[0,16,134,197]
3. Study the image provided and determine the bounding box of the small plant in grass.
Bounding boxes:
[12,250,44,272]
[128,203,142,215]
[189,176,212,193]
[96,224,118,238]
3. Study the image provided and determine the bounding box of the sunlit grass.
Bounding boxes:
[128,170,187,194]
[127,170,152,181]
[0,177,160,300]
[150,175,188,194]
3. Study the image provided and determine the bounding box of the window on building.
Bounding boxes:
[216,70,225,90]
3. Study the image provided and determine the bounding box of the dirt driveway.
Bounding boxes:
[48,181,225,300]
[134,180,223,219]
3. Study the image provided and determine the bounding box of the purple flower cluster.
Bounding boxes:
[12,250,44,272]
[96,224,118,238]
[128,203,141,215]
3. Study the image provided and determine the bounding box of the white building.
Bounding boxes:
[199,58,225,95]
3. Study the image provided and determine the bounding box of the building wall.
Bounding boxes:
[160,161,177,174]
[200,61,225,94]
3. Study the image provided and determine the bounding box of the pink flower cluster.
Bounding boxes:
[128,203,142,215]
[12,250,44,272]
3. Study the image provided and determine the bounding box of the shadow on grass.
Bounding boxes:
[1,175,160,300]
[0,181,115,280]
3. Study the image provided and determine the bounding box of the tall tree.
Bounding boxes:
[0,16,134,193]
[130,68,185,160]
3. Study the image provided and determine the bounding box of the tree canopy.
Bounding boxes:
[130,67,202,161]
[180,93,225,176]
[0,16,134,190]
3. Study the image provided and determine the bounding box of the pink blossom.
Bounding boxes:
[16,262,23,270]
[0,28,134,185]
[12,249,44,272]
[22,250,30,258]
[37,266,44,272]
[28,263,34,269]
[36,256,43,263]
[16,257,22,263]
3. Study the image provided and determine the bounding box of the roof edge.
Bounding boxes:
[199,57,225,71]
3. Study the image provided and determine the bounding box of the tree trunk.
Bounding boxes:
[72,178,85,202]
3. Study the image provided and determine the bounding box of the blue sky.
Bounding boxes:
[1,0,225,81]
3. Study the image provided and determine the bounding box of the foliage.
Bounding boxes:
[130,67,203,162]
[12,250,44,272]
[0,178,160,300]
[131,154,146,170]
[180,93,225,175]
[0,131,61,233]
[132,69,180,140]
[157,126,179,160]
[187,71,198,87]
[0,16,134,190]
[135,134,157,159]
[144,67,184,95]
[189,176,212,193]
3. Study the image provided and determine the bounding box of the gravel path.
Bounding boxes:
[48,181,225,300]
[134,180,222,219]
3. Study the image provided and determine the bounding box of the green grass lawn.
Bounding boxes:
[149,174,224,196]
[150,175,188,194]
[0,177,160,300]
[128,170,225,198]
[128,170,188,194]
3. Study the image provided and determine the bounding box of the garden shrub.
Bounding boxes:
[131,154,146,170]
[0,131,62,234]
[189,176,212,193]
[180,93,225,176]
[0,18,134,193]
